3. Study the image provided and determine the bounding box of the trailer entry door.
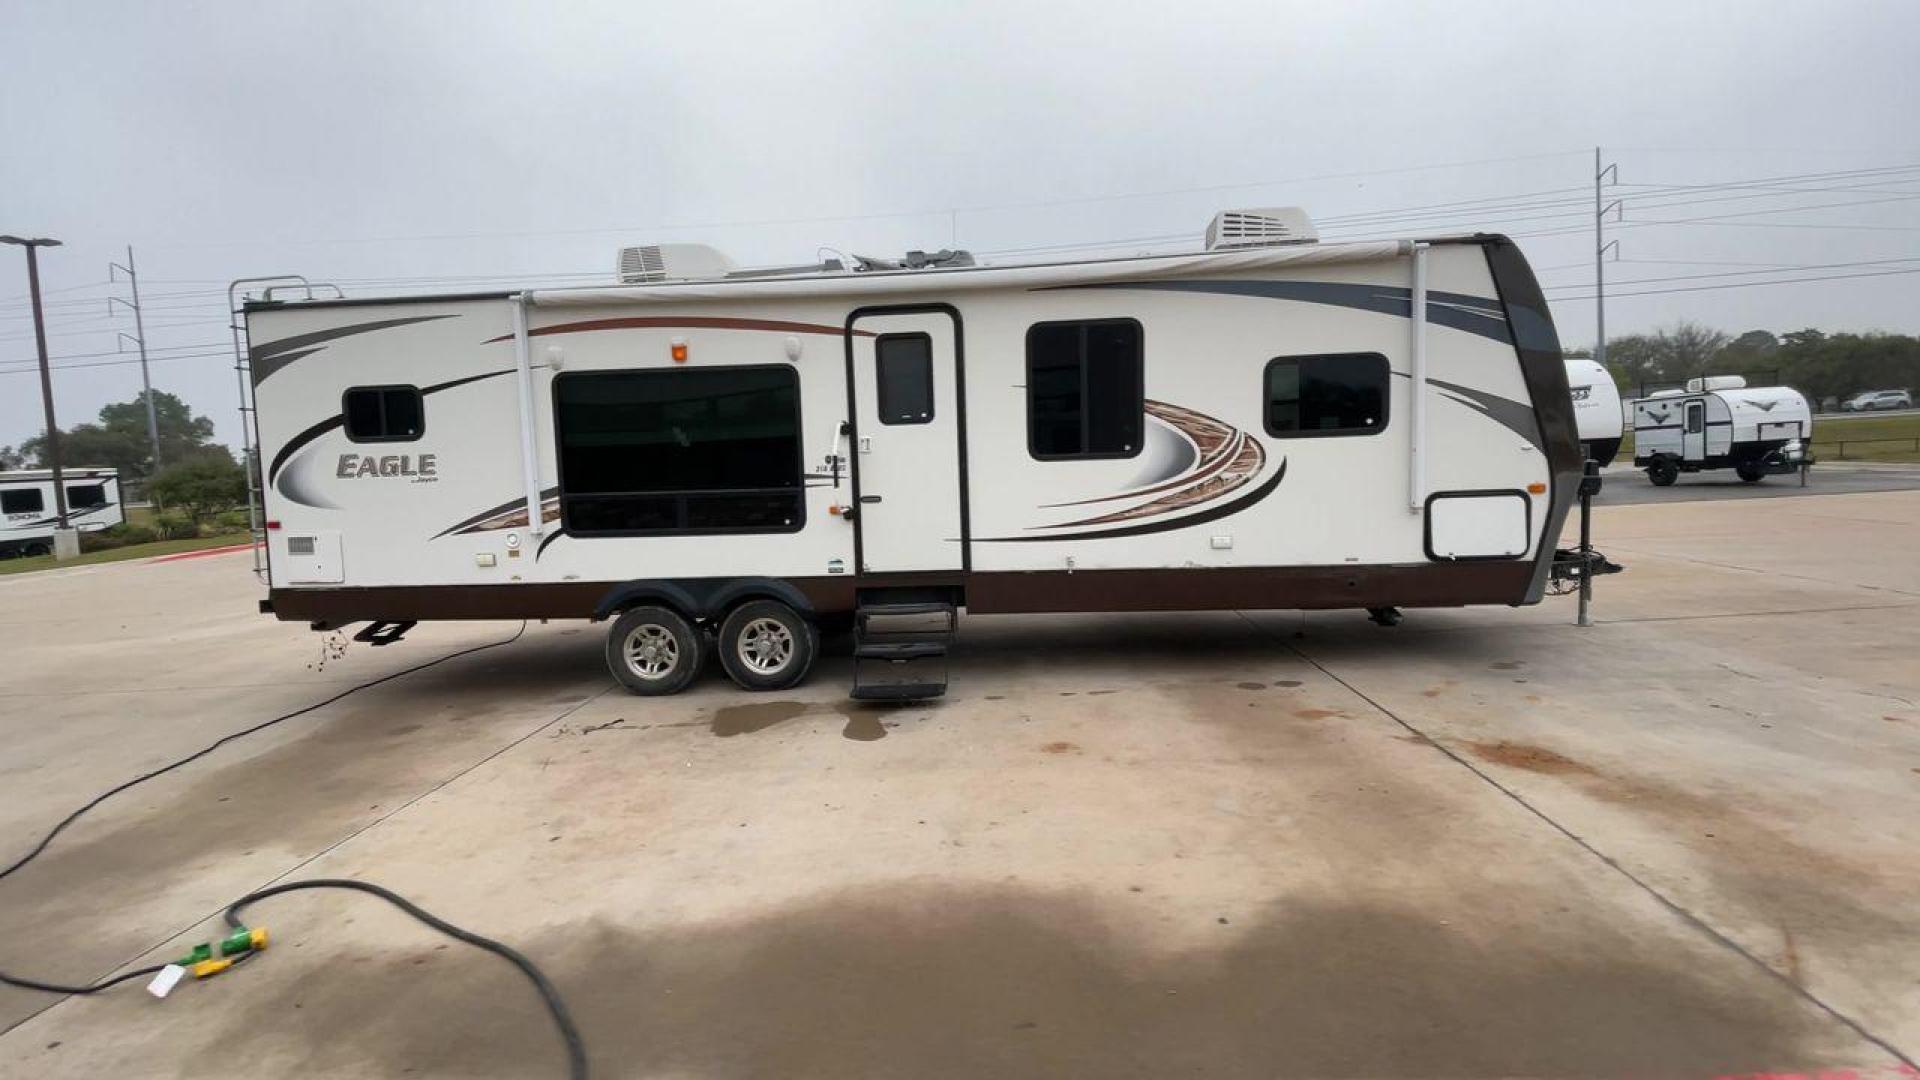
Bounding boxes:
[1683,401,1706,461]
[848,308,965,574]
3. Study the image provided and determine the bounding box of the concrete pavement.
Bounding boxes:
[1,493,1916,1078]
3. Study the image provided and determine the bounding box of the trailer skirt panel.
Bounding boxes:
[266,562,1534,624]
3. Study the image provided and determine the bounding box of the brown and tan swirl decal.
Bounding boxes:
[432,492,561,539]
[1042,401,1268,530]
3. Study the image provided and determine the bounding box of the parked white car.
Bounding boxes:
[1840,389,1912,412]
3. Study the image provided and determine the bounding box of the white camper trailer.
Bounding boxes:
[243,211,1584,699]
[0,469,124,557]
[1563,357,1624,466]
[1632,377,1812,485]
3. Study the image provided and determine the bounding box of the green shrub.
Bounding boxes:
[153,510,200,540]
[150,454,247,524]
[81,524,160,552]
[211,508,253,532]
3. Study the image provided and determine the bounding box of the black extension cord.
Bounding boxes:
[0,622,590,1079]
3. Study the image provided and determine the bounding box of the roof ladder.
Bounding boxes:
[226,276,341,583]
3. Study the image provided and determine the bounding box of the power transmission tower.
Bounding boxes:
[108,245,163,471]
[1593,148,1621,366]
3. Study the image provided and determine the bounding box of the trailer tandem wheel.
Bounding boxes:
[606,605,705,696]
[717,599,819,692]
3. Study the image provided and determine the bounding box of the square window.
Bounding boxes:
[342,386,425,442]
[2,488,45,515]
[66,484,107,508]
[1026,319,1143,459]
[1263,354,1390,438]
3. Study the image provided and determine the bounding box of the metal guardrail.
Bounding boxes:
[1810,437,1920,460]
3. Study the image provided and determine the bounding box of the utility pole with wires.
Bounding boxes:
[109,246,163,472]
[1593,147,1621,366]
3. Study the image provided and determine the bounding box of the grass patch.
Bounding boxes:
[1811,411,1920,462]
[0,532,252,576]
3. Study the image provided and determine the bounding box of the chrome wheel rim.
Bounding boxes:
[623,624,680,680]
[736,617,794,675]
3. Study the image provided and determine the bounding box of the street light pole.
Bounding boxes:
[2,234,73,556]
[110,246,163,471]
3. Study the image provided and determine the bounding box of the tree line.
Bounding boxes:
[1572,323,1920,407]
[0,390,247,520]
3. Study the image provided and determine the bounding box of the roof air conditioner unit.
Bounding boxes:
[616,243,737,283]
[1685,375,1747,392]
[1204,208,1319,250]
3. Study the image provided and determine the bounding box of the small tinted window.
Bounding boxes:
[875,333,934,425]
[67,484,107,508]
[1264,353,1389,437]
[1027,319,1143,459]
[343,386,424,442]
[2,488,44,515]
[1685,403,1704,434]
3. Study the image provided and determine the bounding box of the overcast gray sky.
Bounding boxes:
[4,0,1917,451]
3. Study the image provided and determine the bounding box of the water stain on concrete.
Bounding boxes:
[1273,680,1303,688]
[1466,741,1596,777]
[1235,682,1265,691]
[1490,661,1525,671]
[710,701,812,738]
[195,886,1847,1080]
[1040,741,1080,755]
[1461,738,1911,983]
[840,711,887,743]
[1293,708,1340,720]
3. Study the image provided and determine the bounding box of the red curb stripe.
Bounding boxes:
[147,542,257,564]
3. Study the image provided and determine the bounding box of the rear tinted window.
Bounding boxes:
[2,489,44,515]
[1264,353,1390,437]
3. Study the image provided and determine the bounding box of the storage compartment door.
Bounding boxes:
[1425,491,1530,560]
[281,529,344,583]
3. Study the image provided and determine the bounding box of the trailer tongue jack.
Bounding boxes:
[1550,461,1623,623]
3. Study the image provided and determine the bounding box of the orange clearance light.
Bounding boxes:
[670,338,689,363]
[828,505,844,516]
[1527,482,1547,494]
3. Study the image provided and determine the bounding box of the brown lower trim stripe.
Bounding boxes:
[266,561,1534,624]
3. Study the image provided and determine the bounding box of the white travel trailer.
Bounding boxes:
[1563,357,1624,466]
[0,468,124,557]
[243,211,1585,699]
[1632,376,1812,485]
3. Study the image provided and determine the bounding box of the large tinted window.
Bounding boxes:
[1264,353,1389,438]
[343,386,424,442]
[555,366,803,535]
[1027,319,1143,459]
[2,489,44,515]
[875,333,934,425]
[67,484,107,508]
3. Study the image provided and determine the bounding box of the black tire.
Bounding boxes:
[1736,463,1765,483]
[1647,459,1679,487]
[605,605,704,696]
[716,599,818,691]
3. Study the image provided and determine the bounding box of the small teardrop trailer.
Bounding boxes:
[1631,377,1812,486]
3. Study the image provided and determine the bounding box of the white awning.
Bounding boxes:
[528,240,1411,307]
